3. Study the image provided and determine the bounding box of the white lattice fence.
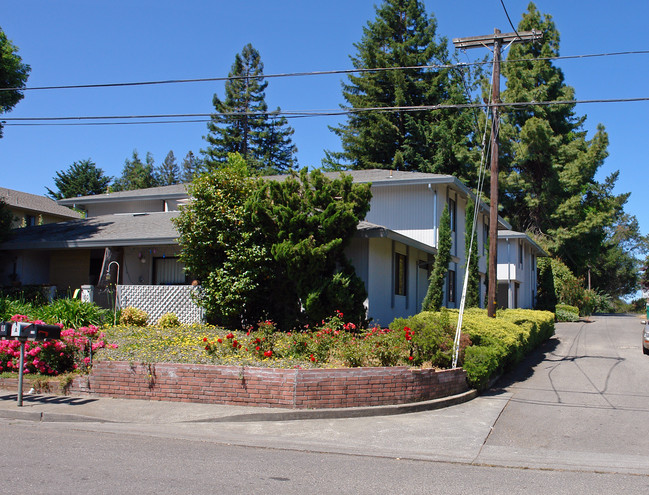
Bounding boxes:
[116,285,204,325]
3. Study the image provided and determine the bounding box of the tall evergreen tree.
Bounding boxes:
[0,27,30,138]
[155,150,181,186]
[423,205,452,311]
[46,159,111,199]
[326,0,474,177]
[180,151,205,183]
[202,44,297,174]
[464,199,481,307]
[112,150,157,191]
[499,2,627,278]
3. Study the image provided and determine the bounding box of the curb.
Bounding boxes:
[0,389,478,424]
[186,389,479,423]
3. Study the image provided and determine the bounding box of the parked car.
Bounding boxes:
[643,320,649,355]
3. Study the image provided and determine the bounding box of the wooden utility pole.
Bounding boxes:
[453,28,541,317]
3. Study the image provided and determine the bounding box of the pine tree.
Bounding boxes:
[112,150,157,191]
[155,151,181,186]
[46,159,111,199]
[423,205,451,311]
[326,0,474,176]
[499,2,627,278]
[202,44,297,174]
[180,151,205,183]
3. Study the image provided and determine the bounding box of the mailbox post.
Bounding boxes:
[1,321,62,406]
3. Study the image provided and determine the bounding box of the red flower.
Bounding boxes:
[205,345,210,351]
[203,337,208,342]
[217,338,222,344]
[408,356,414,361]
[264,350,273,358]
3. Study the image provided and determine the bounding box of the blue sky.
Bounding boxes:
[2,1,648,236]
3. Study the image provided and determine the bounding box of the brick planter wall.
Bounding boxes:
[62,361,469,409]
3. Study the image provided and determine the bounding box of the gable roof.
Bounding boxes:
[498,230,548,256]
[0,187,82,220]
[0,211,179,249]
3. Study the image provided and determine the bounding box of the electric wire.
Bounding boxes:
[499,0,521,40]
[2,96,648,127]
[1,50,648,93]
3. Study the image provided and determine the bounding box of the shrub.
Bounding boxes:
[34,298,112,329]
[0,297,34,322]
[0,316,115,375]
[119,307,149,326]
[555,308,579,322]
[157,312,180,328]
[555,303,579,321]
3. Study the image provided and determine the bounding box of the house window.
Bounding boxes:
[448,198,456,232]
[447,269,456,303]
[394,253,407,296]
[519,242,524,268]
[25,215,36,227]
[153,257,186,285]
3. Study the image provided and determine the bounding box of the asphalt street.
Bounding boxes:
[1,314,648,493]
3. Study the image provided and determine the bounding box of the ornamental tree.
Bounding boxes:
[422,204,451,311]
[174,157,372,330]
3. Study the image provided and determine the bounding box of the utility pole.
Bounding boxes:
[453,28,541,317]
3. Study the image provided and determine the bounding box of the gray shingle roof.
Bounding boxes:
[0,187,82,219]
[0,211,179,249]
[57,184,188,206]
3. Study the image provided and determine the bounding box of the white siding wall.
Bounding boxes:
[365,185,437,247]
[86,199,165,217]
[347,237,435,327]
[496,237,539,309]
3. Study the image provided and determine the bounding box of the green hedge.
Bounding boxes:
[392,308,555,390]
[555,303,579,322]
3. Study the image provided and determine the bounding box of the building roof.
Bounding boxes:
[55,170,511,231]
[0,187,82,220]
[356,220,437,255]
[0,211,180,250]
[57,184,188,207]
[498,230,548,257]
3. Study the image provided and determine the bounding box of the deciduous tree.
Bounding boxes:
[0,27,30,138]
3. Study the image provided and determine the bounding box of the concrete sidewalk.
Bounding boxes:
[0,388,477,424]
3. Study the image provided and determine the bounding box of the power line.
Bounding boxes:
[1,50,649,93]
[499,0,521,39]
[3,96,648,126]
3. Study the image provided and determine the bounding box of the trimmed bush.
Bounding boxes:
[555,303,579,322]
[157,312,180,328]
[119,307,149,326]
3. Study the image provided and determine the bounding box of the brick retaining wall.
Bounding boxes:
[60,361,468,409]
